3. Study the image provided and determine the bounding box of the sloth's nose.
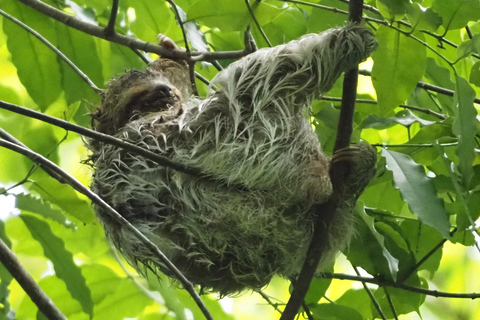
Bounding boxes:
[156,84,174,98]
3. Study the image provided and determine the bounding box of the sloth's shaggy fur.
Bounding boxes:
[88,23,378,296]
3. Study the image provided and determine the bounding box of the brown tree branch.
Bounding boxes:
[279,1,365,319]
[0,237,67,320]
[0,138,215,320]
[104,0,119,36]
[16,0,244,62]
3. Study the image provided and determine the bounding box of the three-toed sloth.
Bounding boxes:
[88,23,377,296]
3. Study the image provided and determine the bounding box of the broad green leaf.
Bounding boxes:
[382,149,451,237]
[145,271,187,320]
[373,277,426,318]
[15,193,74,229]
[424,58,455,114]
[21,214,93,318]
[361,109,435,130]
[306,0,348,33]
[457,34,480,59]
[311,303,363,320]
[432,0,480,30]
[400,220,443,278]
[377,0,411,18]
[456,190,480,230]
[470,61,480,87]
[101,42,146,81]
[54,23,103,126]
[2,0,62,111]
[452,75,477,188]
[304,277,332,305]
[129,0,181,43]
[259,7,307,46]
[345,204,399,281]
[188,0,281,32]
[371,26,426,115]
[336,289,372,319]
[93,280,151,320]
[406,4,442,32]
[29,177,95,224]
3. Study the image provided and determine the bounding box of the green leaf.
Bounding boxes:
[20,214,93,318]
[373,277,426,318]
[457,34,480,59]
[432,0,480,30]
[336,289,372,319]
[304,277,332,305]
[188,0,281,32]
[307,0,348,33]
[29,177,95,224]
[54,22,103,126]
[345,205,399,281]
[15,193,74,229]
[129,0,181,43]
[452,75,477,188]
[400,220,443,278]
[361,109,435,130]
[94,280,151,320]
[381,149,451,237]
[406,4,442,32]
[371,26,427,115]
[470,61,480,87]
[377,0,411,18]
[2,0,62,110]
[311,303,363,320]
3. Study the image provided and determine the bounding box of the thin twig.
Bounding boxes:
[320,96,447,120]
[0,8,101,94]
[0,100,201,177]
[245,0,272,47]
[384,288,399,320]
[254,289,283,314]
[104,0,119,36]
[353,266,387,320]
[0,237,68,320]
[358,69,480,104]
[0,138,215,320]
[321,273,480,299]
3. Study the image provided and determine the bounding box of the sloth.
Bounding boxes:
[88,23,377,296]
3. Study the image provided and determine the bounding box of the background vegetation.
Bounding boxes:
[0,0,479,319]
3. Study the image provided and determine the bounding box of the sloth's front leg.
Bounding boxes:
[331,143,377,203]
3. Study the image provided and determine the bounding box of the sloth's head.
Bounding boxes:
[92,68,183,136]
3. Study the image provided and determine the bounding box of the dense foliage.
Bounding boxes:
[0,0,479,319]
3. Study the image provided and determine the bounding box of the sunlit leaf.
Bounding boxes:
[2,0,62,111]
[15,193,74,229]
[21,214,93,318]
[432,0,480,30]
[452,75,477,188]
[372,26,427,115]
[382,149,451,237]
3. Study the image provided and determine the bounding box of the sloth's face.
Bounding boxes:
[92,69,183,136]
[122,80,182,121]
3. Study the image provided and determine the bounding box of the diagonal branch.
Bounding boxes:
[0,100,202,177]
[0,237,67,320]
[0,138,215,320]
[279,0,365,319]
